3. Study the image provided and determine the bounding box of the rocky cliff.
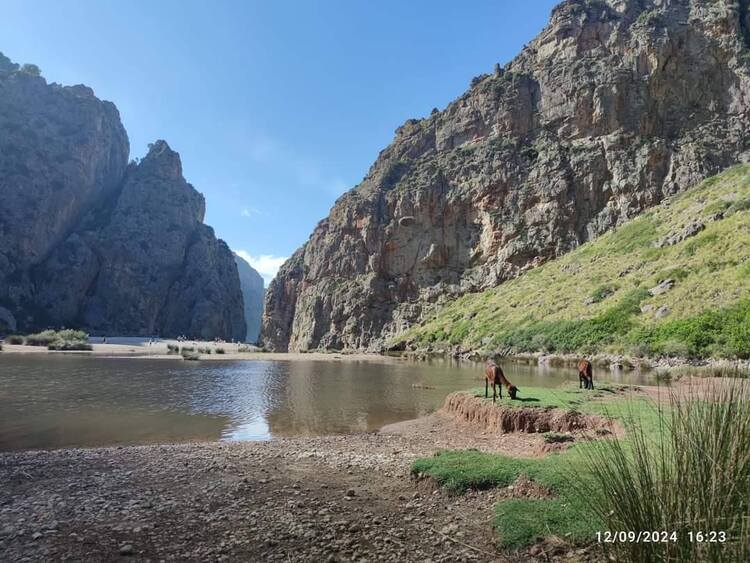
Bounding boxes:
[234,254,265,342]
[0,53,246,340]
[263,0,750,351]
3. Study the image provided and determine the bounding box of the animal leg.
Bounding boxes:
[498,383,502,399]
[579,374,583,389]
[492,383,496,402]
[485,379,488,398]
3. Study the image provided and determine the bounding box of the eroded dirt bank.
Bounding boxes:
[0,413,598,562]
[440,392,613,434]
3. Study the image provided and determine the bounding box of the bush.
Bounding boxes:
[5,335,25,345]
[20,63,41,76]
[216,347,225,354]
[660,339,691,358]
[48,340,92,351]
[56,329,88,342]
[25,330,60,346]
[578,382,750,562]
[588,283,617,304]
[629,300,750,359]
[181,350,201,361]
[166,344,179,354]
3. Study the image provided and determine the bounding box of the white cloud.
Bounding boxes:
[235,251,288,285]
[240,207,263,218]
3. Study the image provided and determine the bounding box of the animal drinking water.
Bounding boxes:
[578,359,594,390]
[485,361,519,401]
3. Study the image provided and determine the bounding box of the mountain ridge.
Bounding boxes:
[0,54,246,340]
[262,0,750,352]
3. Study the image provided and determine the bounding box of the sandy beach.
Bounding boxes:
[0,340,402,364]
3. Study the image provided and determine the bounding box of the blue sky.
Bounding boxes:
[1,0,557,283]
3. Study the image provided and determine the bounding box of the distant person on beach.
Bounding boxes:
[102,336,107,344]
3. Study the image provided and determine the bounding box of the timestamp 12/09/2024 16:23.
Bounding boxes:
[597,531,727,543]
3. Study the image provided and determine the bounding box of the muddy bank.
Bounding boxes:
[440,392,613,434]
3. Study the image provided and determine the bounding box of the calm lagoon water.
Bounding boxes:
[0,354,656,451]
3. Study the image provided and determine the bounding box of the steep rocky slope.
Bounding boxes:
[0,54,245,340]
[234,254,265,342]
[263,0,750,352]
[401,165,750,359]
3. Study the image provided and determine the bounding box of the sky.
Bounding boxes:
[0,0,557,284]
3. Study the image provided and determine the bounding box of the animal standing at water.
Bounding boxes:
[578,359,594,390]
[485,361,519,402]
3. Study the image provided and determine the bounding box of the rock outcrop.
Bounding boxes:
[0,54,246,340]
[234,254,265,342]
[263,0,750,351]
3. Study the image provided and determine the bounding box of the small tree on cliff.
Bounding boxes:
[20,63,41,76]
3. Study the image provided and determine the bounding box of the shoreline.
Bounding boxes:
[1,378,738,561]
[0,342,404,364]
[0,408,575,562]
[3,341,749,376]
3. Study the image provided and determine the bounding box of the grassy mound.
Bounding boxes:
[413,383,750,560]
[400,165,750,359]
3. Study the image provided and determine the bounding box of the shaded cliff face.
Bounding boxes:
[234,254,265,343]
[0,55,246,340]
[263,0,750,351]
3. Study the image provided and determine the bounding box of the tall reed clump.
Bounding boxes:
[579,382,750,562]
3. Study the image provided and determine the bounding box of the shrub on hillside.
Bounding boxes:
[5,335,25,344]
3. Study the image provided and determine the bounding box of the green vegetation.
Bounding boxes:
[25,330,63,346]
[468,382,625,410]
[583,383,750,562]
[216,347,226,354]
[166,343,180,354]
[401,165,750,359]
[19,329,89,347]
[20,63,41,76]
[4,330,92,350]
[47,340,92,351]
[412,383,750,559]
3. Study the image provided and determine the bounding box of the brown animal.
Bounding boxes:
[578,359,594,390]
[485,361,519,401]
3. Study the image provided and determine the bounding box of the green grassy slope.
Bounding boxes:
[412,389,662,548]
[400,165,750,359]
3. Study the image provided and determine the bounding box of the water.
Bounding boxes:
[0,354,655,451]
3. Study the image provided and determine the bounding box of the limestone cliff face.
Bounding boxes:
[263,0,750,351]
[234,254,265,343]
[0,55,246,340]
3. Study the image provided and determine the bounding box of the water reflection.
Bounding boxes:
[0,354,655,451]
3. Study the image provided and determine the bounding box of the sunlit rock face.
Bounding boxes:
[263,0,750,351]
[0,54,246,340]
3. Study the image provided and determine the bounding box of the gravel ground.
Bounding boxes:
[0,414,598,562]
